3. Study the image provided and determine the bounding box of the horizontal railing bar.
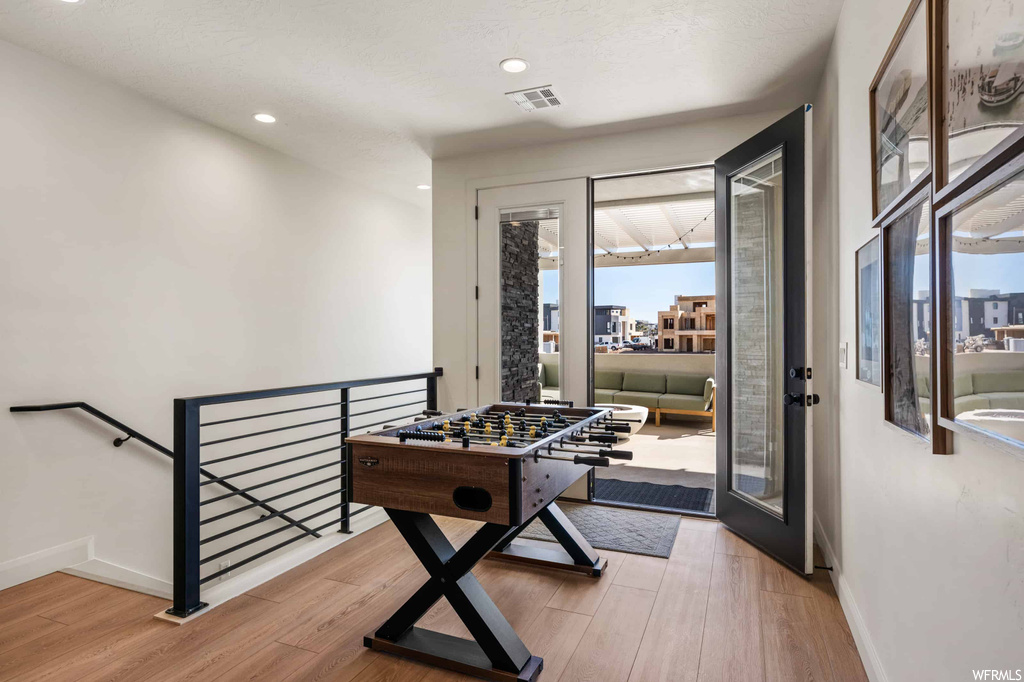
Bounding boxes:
[202,430,342,467]
[348,399,426,418]
[199,446,341,486]
[348,412,425,432]
[200,503,345,565]
[200,416,342,447]
[200,474,343,525]
[200,460,340,506]
[182,369,442,407]
[200,515,343,584]
[348,388,426,404]
[201,489,340,545]
[349,504,373,517]
[200,401,344,427]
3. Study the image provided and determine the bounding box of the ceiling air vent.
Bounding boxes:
[506,85,562,112]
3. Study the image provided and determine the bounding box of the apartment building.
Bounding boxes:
[658,295,716,352]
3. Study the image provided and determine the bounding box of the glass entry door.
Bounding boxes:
[715,106,813,575]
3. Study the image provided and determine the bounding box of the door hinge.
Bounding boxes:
[474,205,479,220]
[475,286,479,300]
[475,366,480,380]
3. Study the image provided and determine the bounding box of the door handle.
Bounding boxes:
[783,392,803,406]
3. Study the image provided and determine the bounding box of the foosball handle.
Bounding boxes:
[586,433,618,444]
[603,450,633,461]
[421,409,443,417]
[574,455,610,467]
[604,423,632,433]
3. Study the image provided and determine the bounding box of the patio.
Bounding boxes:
[595,415,716,515]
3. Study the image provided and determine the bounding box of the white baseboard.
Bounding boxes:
[158,506,389,624]
[1,507,389,624]
[63,559,172,599]
[0,536,94,591]
[813,515,888,682]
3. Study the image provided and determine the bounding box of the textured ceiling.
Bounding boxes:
[0,0,843,203]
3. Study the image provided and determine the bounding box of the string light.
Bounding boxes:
[600,207,715,261]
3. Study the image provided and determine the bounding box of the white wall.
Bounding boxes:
[813,5,1024,681]
[433,109,788,411]
[0,39,431,585]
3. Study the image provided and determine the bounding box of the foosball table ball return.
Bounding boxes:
[345,402,634,682]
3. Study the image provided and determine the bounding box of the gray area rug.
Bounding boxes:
[519,502,681,558]
[594,478,714,513]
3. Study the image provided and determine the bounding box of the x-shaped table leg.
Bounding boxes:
[365,509,543,682]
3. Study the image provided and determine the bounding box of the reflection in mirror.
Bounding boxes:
[857,237,882,386]
[885,198,931,437]
[874,0,929,212]
[947,0,1024,181]
[950,165,1024,445]
[729,149,785,517]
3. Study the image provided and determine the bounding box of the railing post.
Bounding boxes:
[340,387,352,534]
[426,367,442,411]
[168,398,207,618]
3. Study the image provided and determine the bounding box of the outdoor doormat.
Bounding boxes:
[519,501,681,558]
[595,478,714,514]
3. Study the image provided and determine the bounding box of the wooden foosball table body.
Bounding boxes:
[345,403,632,682]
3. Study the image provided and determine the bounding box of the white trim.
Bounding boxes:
[0,536,94,591]
[814,515,889,682]
[63,559,172,599]
[155,506,389,624]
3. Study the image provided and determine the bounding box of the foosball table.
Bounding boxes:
[345,402,635,682]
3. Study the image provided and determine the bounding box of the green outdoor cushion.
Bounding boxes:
[971,371,1024,394]
[954,394,990,414]
[953,373,974,399]
[594,388,620,404]
[622,372,667,394]
[665,373,708,397]
[916,373,931,399]
[658,393,707,412]
[540,360,559,388]
[613,390,661,410]
[976,392,1024,410]
[595,371,624,391]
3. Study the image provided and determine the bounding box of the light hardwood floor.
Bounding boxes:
[0,516,868,682]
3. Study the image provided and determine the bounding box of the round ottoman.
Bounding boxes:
[594,403,649,437]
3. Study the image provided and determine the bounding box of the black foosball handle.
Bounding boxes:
[604,423,632,434]
[603,450,633,461]
[574,455,610,467]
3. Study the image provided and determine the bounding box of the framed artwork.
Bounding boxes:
[943,0,1024,187]
[870,0,930,219]
[857,236,882,386]
[883,191,932,438]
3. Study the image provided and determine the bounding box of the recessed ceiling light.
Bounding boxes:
[253,113,276,123]
[60,0,82,4]
[499,58,529,74]
[416,184,431,190]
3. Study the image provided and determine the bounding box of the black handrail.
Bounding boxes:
[8,401,325,540]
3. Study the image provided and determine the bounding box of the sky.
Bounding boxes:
[543,262,716,322]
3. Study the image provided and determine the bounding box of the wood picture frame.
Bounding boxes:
[870,0,931,221]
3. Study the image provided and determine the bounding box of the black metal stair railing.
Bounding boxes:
[8,402,323,537]
[10,367,443,619]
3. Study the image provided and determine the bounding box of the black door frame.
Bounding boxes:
[715,105,811,574]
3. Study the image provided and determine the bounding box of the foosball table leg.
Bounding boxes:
[486,501,608,577]
[364,509,543,682]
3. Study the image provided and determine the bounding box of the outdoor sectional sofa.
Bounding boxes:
[538,362,715,431]
[917,370,1024,415]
